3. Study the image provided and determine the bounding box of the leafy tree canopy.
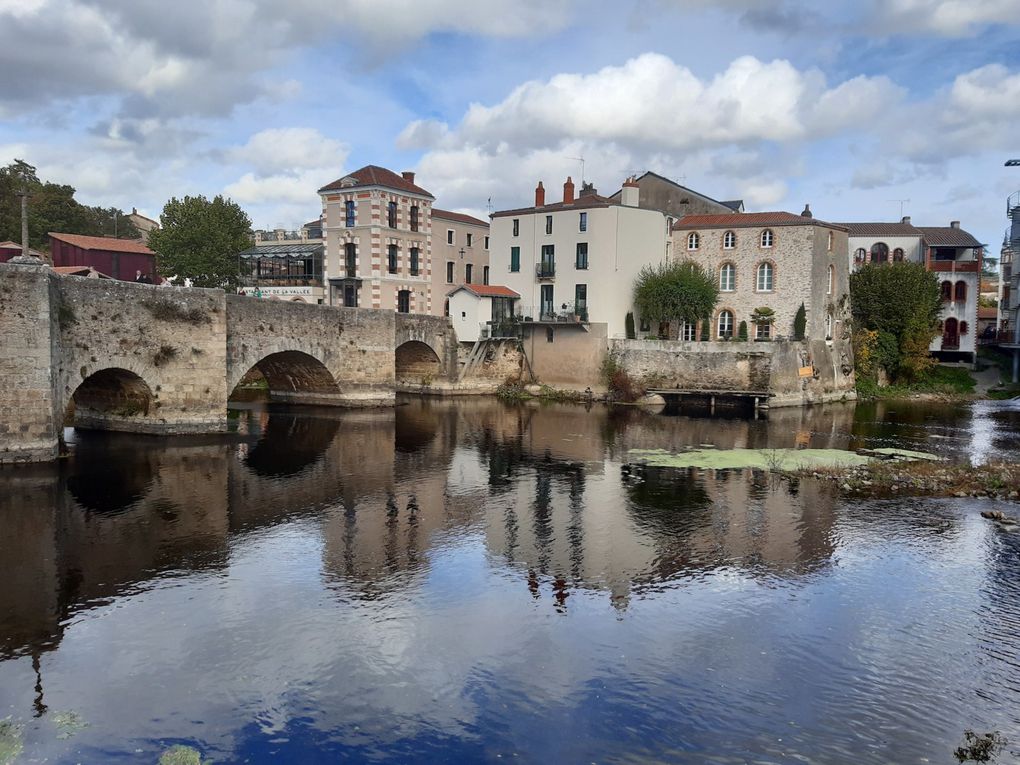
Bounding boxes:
[633,260,718,330]
[148,195,252,288]
[0,159,139,249]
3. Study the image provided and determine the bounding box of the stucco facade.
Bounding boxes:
[490,178,669,339]
[672,211,850,343]
[432,208,490,316]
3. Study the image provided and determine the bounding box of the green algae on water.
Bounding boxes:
[159,744,208,765]
[51,711,88,740]
[0,718,23,765]
[628,447,871,471]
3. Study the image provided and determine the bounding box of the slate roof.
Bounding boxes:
[318,165,433,198]
[674,212,847,231]
[916,226,983,248]
[447,284,520,299]
[610,171,739,212]
[432,208,489,227]
[49,232,154,255]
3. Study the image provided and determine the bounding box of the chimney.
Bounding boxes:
[401,171,416,184]
[535,181,545,208]
[621,176,640,207]
[801,203,812,218]
[132,207,138,215]
[901,215,911,225]
[950,220,960,229]
[579,181,598,197]
[563,176,575,204]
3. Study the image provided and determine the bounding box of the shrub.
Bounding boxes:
[633,260,719,329]
[600,354,643,403]
[738,320,748,341]
[793,303,806,340]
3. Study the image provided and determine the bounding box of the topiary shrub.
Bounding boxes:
[738,320,748,341]
[793,302,806,340]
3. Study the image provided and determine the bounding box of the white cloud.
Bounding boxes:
[874,0,1020,36]
[228,128,348,176]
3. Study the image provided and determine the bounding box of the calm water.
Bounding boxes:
[2,397,1020,764]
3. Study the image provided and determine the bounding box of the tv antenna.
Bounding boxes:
[888,198,910,218]
[567,155,585,185]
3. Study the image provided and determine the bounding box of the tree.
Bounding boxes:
[793,303,807,340]
[625,311,636,340]
[738,320,748,341]
[850,262,941,382]
[148,195,252,288]
[633,260,718,339]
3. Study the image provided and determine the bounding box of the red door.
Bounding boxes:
[942,318,959,350]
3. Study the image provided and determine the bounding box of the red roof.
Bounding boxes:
[318,165,433,198]
[448,284,519,299]
[49,232,154,255]
[432,208,489,227]
[52,265,113,278]
[492,194,616,218]
[674,211,847,231]
[916,226,983,248]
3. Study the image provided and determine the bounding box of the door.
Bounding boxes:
[540,285,554,320]
[943,317,959,349]
[343,284,358,307]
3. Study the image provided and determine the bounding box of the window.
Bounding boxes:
[756,262,774,292]
[682,321,697,341]
[756,321,771,340]
[545,215,553,235]
[447,261,455,284]
[397,289,410,314]
[574,284,587,320]
[576,242,588,269]
[539,244,555,278]
[467,233,473,247]
[825,312,833,340]
[723,230,735,249]
[343,284,358,307]
[827,264,834,295]
[388,245,398,274]
[687,232,700,251]
[447,229,454,245]
[717,310,734,339]
[510,247,520,272]
[870,242,889,264]
[854,247,867,265]
[484,236,490,249]
[388,201,397,228]
[639,316,651,332]
[827,230,834,252]
[483,265,490,285]
[893,248,904,262]
[954,280,967,302]
[466,264,473,284]
[410,205,419,232]
[512,219,519,236]
[760,229,773,248]
[410,247,420,276]
[344,200,355,227]
[940,280,953,301]
[345,242,357,275]
[719,263,735,292]
[579,212,587,232]
[540,284,554,319]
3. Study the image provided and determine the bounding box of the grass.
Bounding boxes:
[857,365,976,400]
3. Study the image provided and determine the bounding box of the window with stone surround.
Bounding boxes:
[854,248,866,266]
[681,321,697,341]
[717,309,734,339]
[345,200,355,227]
[447,261,455,283]
[687,232,700,250]
[760,229,774,248]
[755,320,771,340]
[893,248,904,262]
[827,265,834,295]
[447,229,455,245]
[388,201,397,228]
[755,261,774,292]
[720,263,735,292]
[723,231,735,249]
[827,231,834,252]
[388,245,398,274]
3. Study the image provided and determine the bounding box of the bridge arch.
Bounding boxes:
[395,340,442,385]
[230,350,342,405]
[69,367,157,432]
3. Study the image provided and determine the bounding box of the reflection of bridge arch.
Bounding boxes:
[230,350,341,405]
[69,367,158,432]
[395,341,442,384]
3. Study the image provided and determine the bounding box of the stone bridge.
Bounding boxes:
[0,262,459,463]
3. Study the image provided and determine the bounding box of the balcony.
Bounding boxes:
[927,260,979,273]
[536,262,556,280]
[515,302,589,324]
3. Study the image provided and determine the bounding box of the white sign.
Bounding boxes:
[238,286,322,297]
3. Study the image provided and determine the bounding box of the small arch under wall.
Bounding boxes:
[69,367,161,433]
[230,350,345,406]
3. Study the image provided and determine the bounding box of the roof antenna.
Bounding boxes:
[888,198,910,219]
[567,155,585,185]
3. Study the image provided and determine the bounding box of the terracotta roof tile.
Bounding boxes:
[916,226,983,248]
[674,211,846,231]
[318,165,433,198]
[431,208,489,227]
[49,232,155,255]
[448,284,520,299]
[492,194,616,218]
[838,222,920,238]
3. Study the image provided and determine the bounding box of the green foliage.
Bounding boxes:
[700,318,710,341]
[0,159,139,250]
[633,260,718,334]
[850,262,941,383]
[856,365,976,400]
[793,302,806,340]
[738,320,748,341]
[600,354,643,402]
[750,306,775,324]
[625,311,636,339]
[148,195,252,288]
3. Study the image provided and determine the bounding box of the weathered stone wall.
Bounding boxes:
[226,295,396,406]
[610,337,856,407]
[395,312,459,382]
[523,322,608,390]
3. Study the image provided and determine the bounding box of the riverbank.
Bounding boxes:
[797,459,1020,501]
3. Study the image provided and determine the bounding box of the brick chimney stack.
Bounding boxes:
[563,176,575,205]
[535,181,545,207]
[621,176,640,207]
[402,171,415,184]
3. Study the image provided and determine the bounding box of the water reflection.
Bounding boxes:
[0,397,1017,763]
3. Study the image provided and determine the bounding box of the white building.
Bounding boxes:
[447,284,520,342]
[489,176,669,338]
[843,218,983,362]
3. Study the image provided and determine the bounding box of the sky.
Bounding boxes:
[2,0,1019,252]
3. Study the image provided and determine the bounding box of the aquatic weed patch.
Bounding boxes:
[628,447,871,471]
[0,719,23,765]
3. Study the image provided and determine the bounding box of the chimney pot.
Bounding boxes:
[535,181,545,208]
[563,176,575,205]
[401,171,415,184]
[901,215,911,225]
[801,203,812,218]
[950,220,960,229]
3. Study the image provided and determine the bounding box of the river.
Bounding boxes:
[1,396,1019,763]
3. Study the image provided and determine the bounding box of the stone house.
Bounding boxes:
[672,209,850,342]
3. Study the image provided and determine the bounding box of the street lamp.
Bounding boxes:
[10,189,43,267]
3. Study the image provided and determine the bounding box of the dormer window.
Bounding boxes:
[687,232,700,251]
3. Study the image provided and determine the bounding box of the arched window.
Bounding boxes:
[756,262,774,292]
[827,231,834,252]
[760,229,774,248]
[719,263,735,292]
[717,310,734,339]
[723,231,736,249]
[827,264,834,295]
[893,248,904,262]
[826,312,833,340]
[870,242,890,264]
[954,281,967,302]
[854,248,867,265]
[940,280,953,301]
[687,232,700,250]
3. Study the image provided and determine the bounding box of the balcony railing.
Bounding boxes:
[515,303,589,323]
[928,261,979,272]
[480,321,524,340]
[536,262,556,280]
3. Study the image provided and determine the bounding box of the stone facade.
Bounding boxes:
[672,212,850,344]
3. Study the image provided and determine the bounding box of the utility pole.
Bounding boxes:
[18,190,28,256]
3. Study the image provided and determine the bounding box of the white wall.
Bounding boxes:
[448,290,489,342]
